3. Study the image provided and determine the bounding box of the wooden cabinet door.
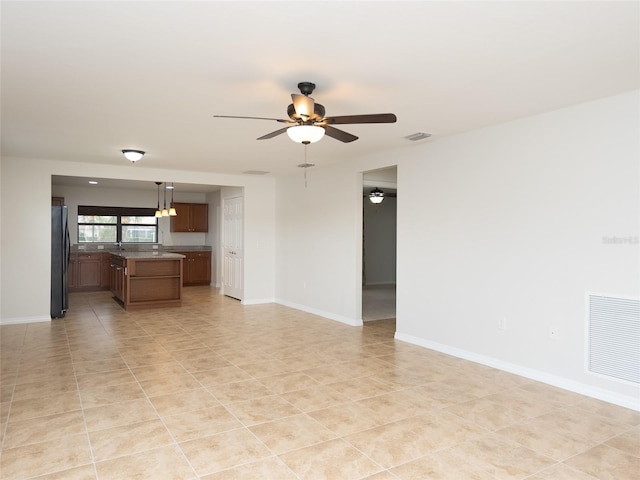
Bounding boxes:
[77,254,101,288]
[170,203,191,232]
[190,252,211,284]
[172,252,191,284]
[109,256,126,302]
[170,203,208,232]
[116,265,125,302]
[190,204,208,232]
[109,262,116,295]
[100,254,111,288]
[68,253,78,288]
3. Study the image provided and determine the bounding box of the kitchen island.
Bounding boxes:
[110,252,185,310]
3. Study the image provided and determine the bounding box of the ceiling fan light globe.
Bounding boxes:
[369,187,385,204]
[287,125,325,144]
[122,149,145,162]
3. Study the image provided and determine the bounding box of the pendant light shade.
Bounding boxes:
[169,183,177,216]
[287,125,325,144]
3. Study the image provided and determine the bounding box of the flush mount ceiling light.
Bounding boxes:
[122,149,145,162]
[286,125,325,144]
[369,187,385,204]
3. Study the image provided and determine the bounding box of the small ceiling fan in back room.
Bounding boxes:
[214,82,397,144]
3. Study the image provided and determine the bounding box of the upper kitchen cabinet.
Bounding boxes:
[170,202,208,232]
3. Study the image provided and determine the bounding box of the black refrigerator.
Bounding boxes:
[51,205,70,318]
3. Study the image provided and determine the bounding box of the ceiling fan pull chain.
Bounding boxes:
[304,144,308,188]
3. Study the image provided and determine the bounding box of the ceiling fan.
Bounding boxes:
[214,82,397,144]
[365,187,397,204]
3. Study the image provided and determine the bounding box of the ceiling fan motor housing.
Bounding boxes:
[287,103,326,122]
[298,82,316,96]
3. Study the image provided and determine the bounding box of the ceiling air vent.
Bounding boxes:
[405,132,432,141]
[243,170,270,175]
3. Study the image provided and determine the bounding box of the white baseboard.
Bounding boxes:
[241,298,275,306]
[275,299,362,327]
[395,331,640,412]
[0,315,51,326]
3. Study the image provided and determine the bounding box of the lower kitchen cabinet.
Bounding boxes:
[173,251,211,286]
[68,253,78,289]
[69,252,111,291]
[109,255,126,302]
[69,250,211,291]
[77,253,101,288]
[101,253,111,288]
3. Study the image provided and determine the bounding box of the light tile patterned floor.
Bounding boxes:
[1,287,638,479]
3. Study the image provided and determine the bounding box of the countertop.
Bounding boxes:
[71,244,211,254]
[110,252,186,259]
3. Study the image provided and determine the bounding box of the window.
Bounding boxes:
[78,206,158,243]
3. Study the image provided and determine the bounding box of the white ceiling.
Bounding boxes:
[2,1,638,177]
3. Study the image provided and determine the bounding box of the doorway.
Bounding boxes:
[362,166,397,322]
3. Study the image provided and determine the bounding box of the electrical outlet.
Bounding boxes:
[152,245,159,249]
[97,245,104,250]
[549,326,559,340]
[498,317,507,330]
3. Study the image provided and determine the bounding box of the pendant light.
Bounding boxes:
[161,183,169,217]
[168,183,177,216]
[154,182,162,217]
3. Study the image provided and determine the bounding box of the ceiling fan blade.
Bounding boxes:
[323,113,397,125]
[291,94,315,119]
[257,126,290,140]
[214,115,293,123]
[324,125,358,143]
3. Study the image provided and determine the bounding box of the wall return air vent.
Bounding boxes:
[586,293,640,384]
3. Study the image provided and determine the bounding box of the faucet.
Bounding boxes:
[115,241,124,251]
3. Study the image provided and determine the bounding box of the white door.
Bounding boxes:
[222,196,244,300]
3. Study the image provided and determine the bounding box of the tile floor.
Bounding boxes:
[362,285,395,322]
[1,287,638,479]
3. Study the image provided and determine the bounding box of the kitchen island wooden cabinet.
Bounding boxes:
[109,254,126,303]
[109,252,184,310]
